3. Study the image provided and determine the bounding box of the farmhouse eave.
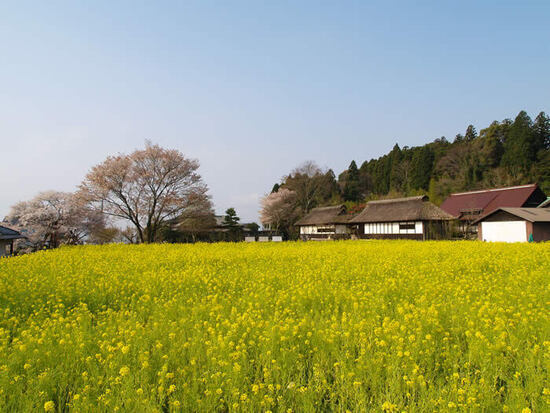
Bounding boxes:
[0,225,24,241]
[473,207,550,224]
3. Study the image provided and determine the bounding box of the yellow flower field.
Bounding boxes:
[0,241,548,412]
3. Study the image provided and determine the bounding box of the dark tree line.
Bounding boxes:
[271,110,550,216]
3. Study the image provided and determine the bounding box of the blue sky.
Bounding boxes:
[1,1,549,222]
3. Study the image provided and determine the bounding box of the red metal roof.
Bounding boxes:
[440,184,542,218]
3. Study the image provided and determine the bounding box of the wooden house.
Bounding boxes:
[0,225,24,257]
[295,205,353,240]
[440,184,547,236]
[473,207,550,242]
[350,196,454,240]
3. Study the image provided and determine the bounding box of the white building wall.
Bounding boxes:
[300,225,338,235]
[335,224,349,234]
[481,221,527,243]
[364,221,423,235]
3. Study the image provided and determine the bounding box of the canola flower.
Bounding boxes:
[0,241,548,412]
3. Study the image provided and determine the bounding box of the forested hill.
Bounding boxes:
[272,110,550,210]
[344,109,550,205]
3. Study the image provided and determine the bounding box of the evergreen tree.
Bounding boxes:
[464,125,477,141]
[535,150,550,193]
[374,155,392,194]
[533,111,550,151]
[358,161,374,196]
[502,111,534,174]
[389,144,406,192]
[223,208,240,228]
[223,207,241,241]
[271,183,280,193]
[322,169,340,200]
[478,121,507,167]
[343,160,361,201]
[410,147,435,190]
[454,133,464,143]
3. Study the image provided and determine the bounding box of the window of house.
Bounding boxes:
[399,223,415,232]
[317,226,335,233]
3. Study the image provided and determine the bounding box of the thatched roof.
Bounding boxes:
[350,196,454,223]
[295,205,351,226]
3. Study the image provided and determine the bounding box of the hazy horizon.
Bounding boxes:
[2,1,549,222]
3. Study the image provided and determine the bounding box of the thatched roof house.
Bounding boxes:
[350,196,454,240]
[295,205,353,240]
[295,205,350,226]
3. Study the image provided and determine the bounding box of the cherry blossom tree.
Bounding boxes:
[6,191,104,249]
[79,142,211,243]
[260,188,298,238]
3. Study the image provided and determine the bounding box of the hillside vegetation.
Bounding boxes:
[0,242,548,411]
[273,110,550,209]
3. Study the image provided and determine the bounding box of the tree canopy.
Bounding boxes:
[6,191,104,250]
[79,142,212,243]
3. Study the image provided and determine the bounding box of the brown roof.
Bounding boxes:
[473,207,550,224]
[440,184,546,218]
[350,196,454,223]
[295,205,351,226]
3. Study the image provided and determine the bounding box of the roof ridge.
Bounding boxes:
[310,205,344,210]
[449,184,536,196]
[368,195,426,204]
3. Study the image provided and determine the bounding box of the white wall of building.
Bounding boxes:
[299,225,350,235]
[364,221,423,235]
[300,225,322,235]
[481,221,527,243]
[335,224,348,234]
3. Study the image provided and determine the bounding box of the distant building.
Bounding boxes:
[473,207,550,242]
[212,216,260,236]
[440,184,547,236]
[0,225,24,257]
[295,205,353,240]
[350,196,454,240]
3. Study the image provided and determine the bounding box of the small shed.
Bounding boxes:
[473,207,550,242]
[0,225,24,257]
[295,205,352,240]
[350,196,454,240]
